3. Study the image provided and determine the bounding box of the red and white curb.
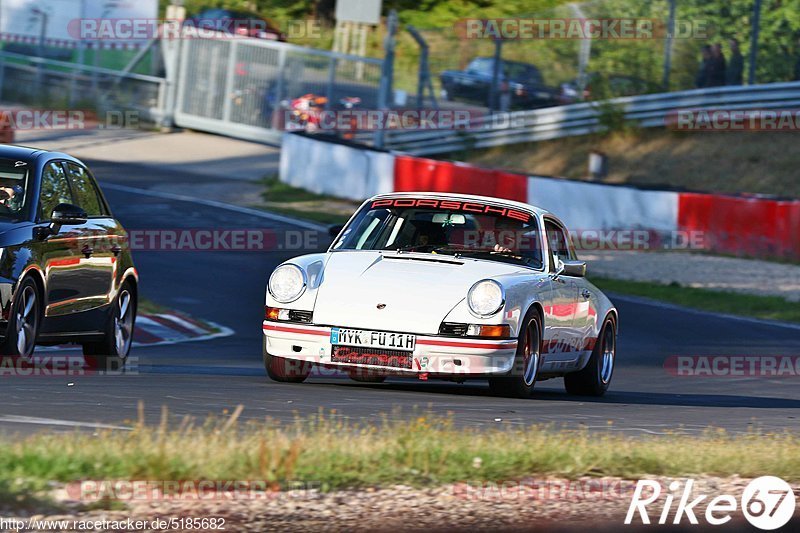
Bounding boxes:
[38,312,233,352]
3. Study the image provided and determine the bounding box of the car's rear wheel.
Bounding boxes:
[488,311,541,398]
[564,318,616,396]
[263,337,311,383]
[1,277,41,360]
[83,281,136,371]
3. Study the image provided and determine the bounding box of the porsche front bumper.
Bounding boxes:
[263,321,518,376]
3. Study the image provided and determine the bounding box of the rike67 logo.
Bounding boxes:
[625,477,796,530]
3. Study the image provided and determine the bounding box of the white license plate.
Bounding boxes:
[330,328,416,351]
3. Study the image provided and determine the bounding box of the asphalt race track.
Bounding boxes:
[2,161,799,437]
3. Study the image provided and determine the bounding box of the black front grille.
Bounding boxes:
[439,322,468,336]
[288,310,313,323]
[331,346,413,369]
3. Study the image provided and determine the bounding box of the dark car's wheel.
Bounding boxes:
[83,281,136,370]
[564,318,616,397]
[263,337,311,383]
[488,310,542,398]
[1,277,41,360]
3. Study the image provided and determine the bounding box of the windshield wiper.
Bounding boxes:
[393,244,435,253]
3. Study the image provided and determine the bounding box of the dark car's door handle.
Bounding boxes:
[81,245,94,258]
[581,289,592,300]
[111,245,122,256]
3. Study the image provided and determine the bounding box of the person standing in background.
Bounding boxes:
[708,44,727,86]
[726,38,744,85]
[696,45,712,88]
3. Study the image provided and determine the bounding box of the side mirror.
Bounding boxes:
[51,203,87,226]
[563,260,587,277]
[35,203,87,240]
[328,224,345,238]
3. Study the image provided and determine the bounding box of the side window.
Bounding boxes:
[39,162,73,221]
[66,163,104,217]
[545,220,575,271]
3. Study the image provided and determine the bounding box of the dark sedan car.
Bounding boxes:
[0,146,137,368]
[440,57,560,109]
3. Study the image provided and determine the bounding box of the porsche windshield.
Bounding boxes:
[0,159,29,220]
[333,198,543,269]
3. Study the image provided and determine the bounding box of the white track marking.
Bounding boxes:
[0,415,130,430]
[136,316,189,341]
[101,182,327,231]
[36,321,234,353]
[155,314,208,335]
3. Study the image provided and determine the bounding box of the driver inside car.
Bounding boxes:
[0,182,23,211]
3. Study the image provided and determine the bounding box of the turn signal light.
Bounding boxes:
[265,307,289,321]
[467,324,511,338]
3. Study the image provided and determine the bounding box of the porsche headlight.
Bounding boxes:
[467,280,505,317]
[268,264,307,303]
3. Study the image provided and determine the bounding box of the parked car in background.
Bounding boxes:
[0,146,138,368]
[559,73,661,104]
[440,57,560,109]
[184,8,286,41]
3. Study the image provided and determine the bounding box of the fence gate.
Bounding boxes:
[173,35,384,144]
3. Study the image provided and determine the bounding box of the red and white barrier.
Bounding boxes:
[279,133,800,260]
[279,133,395,201]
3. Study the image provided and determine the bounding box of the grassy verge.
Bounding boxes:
[591,277,800,324]
[1,410,798,506]
[260,176,358,226]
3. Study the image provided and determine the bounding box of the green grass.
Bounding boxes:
[591,277,800,324]
[1,409,798,507]
[259,175,357,225]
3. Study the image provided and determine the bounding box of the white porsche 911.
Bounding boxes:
[263,192,617,398]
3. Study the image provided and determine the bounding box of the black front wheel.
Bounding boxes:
[1,277,41,360]
[83,282,137,370]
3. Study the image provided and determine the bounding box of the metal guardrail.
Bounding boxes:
[0,50,168,125]
[382,82,800,156]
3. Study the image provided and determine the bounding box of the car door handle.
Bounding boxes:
[81,245,94,258]
[581,289,591,299]
[111,245,122,256]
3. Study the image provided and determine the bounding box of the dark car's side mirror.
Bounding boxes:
[35,203,88,240]
[328,224,345,238]
[51,203,88,226]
